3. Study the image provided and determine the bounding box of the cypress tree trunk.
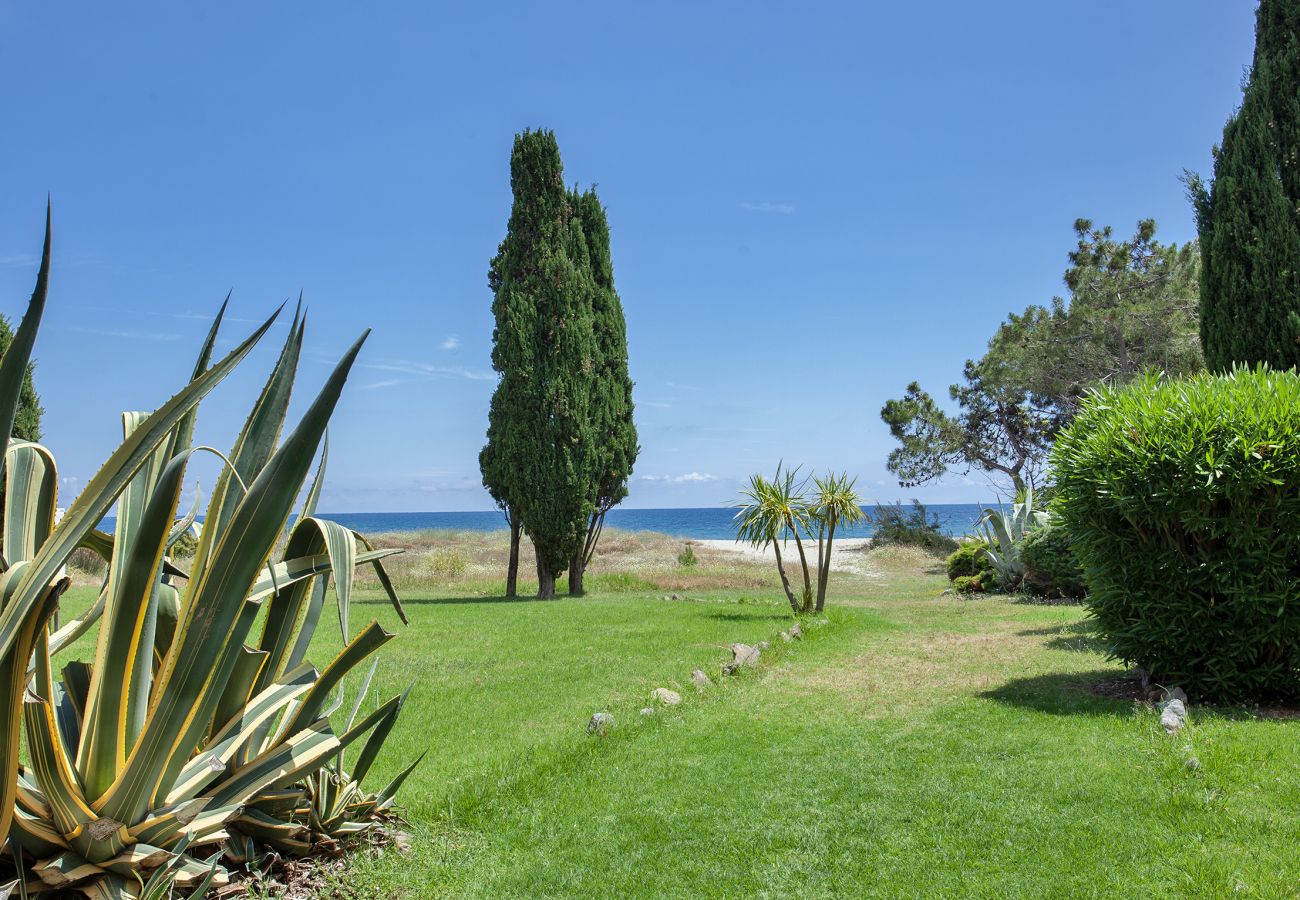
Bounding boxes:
[506,516,521,598]
[536,553,558,600]
[568,553,584,597]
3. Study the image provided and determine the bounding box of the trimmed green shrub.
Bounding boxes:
[1053,367,1300,700]
[946,540,994,581]
[1020,522,1086,599]
[869,500,958,553]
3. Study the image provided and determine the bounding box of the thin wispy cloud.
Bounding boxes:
[0,253,37,268]
[170,311,269,325]
[361,378,404,390]
[69,326,182,342]
[739,201,795,215]
[440,334,461,351]
[358,358,494,382]
[639,472,718,484]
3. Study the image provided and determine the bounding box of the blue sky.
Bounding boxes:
[0,2,1257,512]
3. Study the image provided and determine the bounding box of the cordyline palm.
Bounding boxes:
[0,211,416,898]
[810,472,864,613]
[734,465,813,614]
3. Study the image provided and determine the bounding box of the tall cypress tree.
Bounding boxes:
[481,129,599,599]
[568,187,638,596]
[1191,0,1300,370]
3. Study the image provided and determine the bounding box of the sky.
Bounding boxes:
[0,2,1259,513]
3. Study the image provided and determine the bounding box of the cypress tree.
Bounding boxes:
[568,187,638,596]
[481,130,599,599]
[1191,0,1300,370]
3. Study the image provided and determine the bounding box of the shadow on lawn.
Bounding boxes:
[701,609,793,623]
[1017,621,1109,655]
[371,594,558,606]
[982,670,1138,717]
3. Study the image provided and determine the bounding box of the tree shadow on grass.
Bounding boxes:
[701,609,794,623]
[1018,620,1109,655]
[375,594,560,606]
[982,670,1139,717]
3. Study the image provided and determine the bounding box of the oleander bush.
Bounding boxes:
[1053,367,1300,700]
[1019,522,1086,600]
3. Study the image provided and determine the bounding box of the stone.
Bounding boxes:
[1159,699,1188,734]
[651,687,682,706]
[691,668,711,688]
[671,594,680,601]
[640,707,655,717]
[587,712,615,735]
[779,631,792,643]
[1164,686,1189,705]
[757,640,770,650]
[730,643,760,668]
[790,623,803,640]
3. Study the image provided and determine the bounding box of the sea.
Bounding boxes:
[298,504,991,540]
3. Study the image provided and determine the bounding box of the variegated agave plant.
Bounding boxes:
[977,486,1050,590]
[0,210,415,897]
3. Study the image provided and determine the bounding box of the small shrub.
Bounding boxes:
[68,546,107,578]
[1020,522,1086,600]
[869,500,957,553]
[1053,367,1300,700]
[945,540,994,581]
[677,543,698,567]
[429,548,468,579]
[169,527,199,558]
[951,574,986,594]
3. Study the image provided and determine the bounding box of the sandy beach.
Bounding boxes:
[695,537,874,574]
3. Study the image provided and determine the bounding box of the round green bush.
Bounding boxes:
[951,574,986,594]
[945,540,994,581]
[1019,522,1086,600]
[1053,368,1300,700]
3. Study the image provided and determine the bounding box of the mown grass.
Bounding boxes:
[58,536,1300,897]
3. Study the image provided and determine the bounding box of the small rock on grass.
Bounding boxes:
[779,631,791,643]
[1164,686,1189,704]
[652,687,682,706]
[757,640,770,650]
[640,707,655,717]
[588,712,615,735]
[731,643,760,667]
[790,623,803,640]
[1160,699,1188,734]
[691,669,711,688]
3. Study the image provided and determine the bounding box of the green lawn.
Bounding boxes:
[58,549,1300,897]
[323,550,1299,899]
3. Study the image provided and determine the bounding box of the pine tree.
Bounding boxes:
[567,187,638,596]
[1191,0,1300,370]
[0,314,42,441]
[481,130,599,598]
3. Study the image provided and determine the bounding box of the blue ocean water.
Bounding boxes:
[308,504,990,540]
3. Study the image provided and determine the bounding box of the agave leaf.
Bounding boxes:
[188,305,304,582]
[0,206,51,477]
[0,307,280,665]
[280,620,394,739]
[351,682,413,787]
[0,567,66,843]
[375,748,428,808]
[77,446,204,802]
[98,331,368,826]
[3,441,57,566]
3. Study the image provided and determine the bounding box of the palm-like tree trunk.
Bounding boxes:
[815,514,838,612]
[771,540,800,613]
[786,519,814,613]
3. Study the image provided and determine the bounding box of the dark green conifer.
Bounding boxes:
[481,130,599,598]
[568,187,638,596]
[1191,0,1300,370]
